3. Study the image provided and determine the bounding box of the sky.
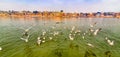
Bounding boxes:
[0,0,120,12]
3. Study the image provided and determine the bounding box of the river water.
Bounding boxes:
[0,18,120,57]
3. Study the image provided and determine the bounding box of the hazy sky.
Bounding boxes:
[0,0,119,12]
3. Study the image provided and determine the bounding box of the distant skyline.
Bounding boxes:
[0,0,120,12]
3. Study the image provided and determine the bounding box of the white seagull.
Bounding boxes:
[89,29,94,32]
[49,37,53,40]
[75,30,81,33]
[20,24,36,42]
[93,28,102,36]
[43,37,46,40]
[87,43,94,47]
[90,22,97,28]
[69,34,74,40]
[71,26,75,33]
[42,31,46,36]
[82,36,85,39]
[37,37,42,45]
[42,40,45,43]
[105,37,114,46]
[53,31,59,36]
[20,35,29,42]
[24,24,36,32]
[72,26,75,31]
[0,47,2,51]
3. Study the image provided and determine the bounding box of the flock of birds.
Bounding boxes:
[19,22,115,47]
[0,22,115,51]
[87,22,114,47]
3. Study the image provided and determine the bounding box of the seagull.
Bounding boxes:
[105,37,108,40]
[37,37,42,45]
[82,36,85,39]
[43,37,46,40]
[24,24,36,32]
[0,47,2,51]
[49,37,53,40]
[75,30,81,34]
[42,40,45,43]
[108,40,114,46]
[53,31,59,36]
[93,28,102,36]
[71,26,75,33]
[20,35,29,42]
[69,36,74,40]
[90,22,97,28]
[69,34,74,40]
[105,37,114,46]
[72,26,75,31]
[20,24,36,42]
[87,43,94,47]
[24,28,31,32]
[90,24,94,28]
[22,31,29,37]
[37,37,41,39]
[89,29,94,32]
[21,32,30,42]
[42,31,46,36]
[83,33,86,35]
